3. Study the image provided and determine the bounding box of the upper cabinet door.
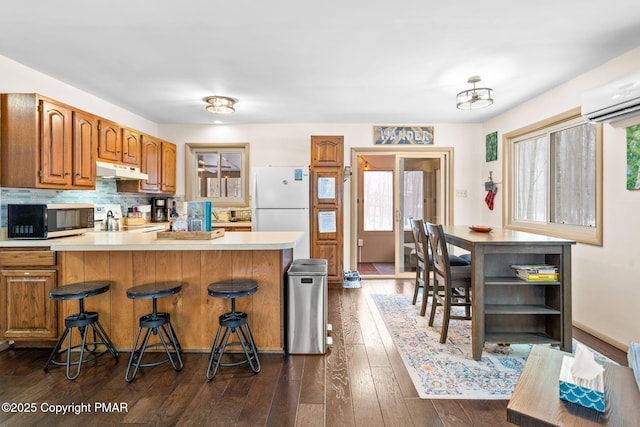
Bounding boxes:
[161,141,176,193]
[140,135,161,192]
[122,127,142,166]
[72,110,97,188]
[40,99,72,186]
[97,119,122,162]
[311,136,344,167]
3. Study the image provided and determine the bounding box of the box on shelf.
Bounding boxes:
[187,201,212,232]
[559,355,605,412]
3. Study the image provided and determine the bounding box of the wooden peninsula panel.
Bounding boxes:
[57,248,292,352]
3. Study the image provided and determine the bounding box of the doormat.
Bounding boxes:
[369,293,613,399]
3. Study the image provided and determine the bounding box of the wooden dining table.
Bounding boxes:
[442,226,575,361]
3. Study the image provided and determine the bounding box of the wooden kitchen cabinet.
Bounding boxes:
[0,248,58,342]
[98,118,142,167]
[72,110,98,187]
[98,121,141,167]
[140,134,161,192]
[310,136,344,285]
[97,118,121,162]
[121,127,143,166]
[161,140,177,193]
[312,136,343,167]
[1,93,96,189]
[117,137,176,194]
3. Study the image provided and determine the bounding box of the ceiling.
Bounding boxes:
[1,1,639,125]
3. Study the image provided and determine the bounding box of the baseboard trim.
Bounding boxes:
[573,321,628,352]
[0,340,10,352]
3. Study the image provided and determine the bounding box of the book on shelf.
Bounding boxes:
[512,264,559,281]
[515,270,559,281]
[511,264,558,274]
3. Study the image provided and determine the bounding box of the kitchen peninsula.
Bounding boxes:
[0,231,302,352]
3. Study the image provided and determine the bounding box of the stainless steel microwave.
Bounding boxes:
[8,203,94,239]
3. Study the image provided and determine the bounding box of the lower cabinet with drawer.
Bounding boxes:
[0,248,58,344]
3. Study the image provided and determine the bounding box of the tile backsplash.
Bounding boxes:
[0,179,182,228]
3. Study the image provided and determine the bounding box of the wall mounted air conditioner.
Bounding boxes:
[581,71,640,123]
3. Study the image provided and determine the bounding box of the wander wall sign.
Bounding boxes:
[374,126,434,145]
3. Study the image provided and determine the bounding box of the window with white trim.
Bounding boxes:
[504,108,603,245]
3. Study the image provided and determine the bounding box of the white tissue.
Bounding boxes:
[571,343,604,380]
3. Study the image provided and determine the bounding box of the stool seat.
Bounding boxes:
[125,281,184,382]
[207,279,258,299]
[127,281,182,300]
[206,278,261,380]
[44,281,118,380]
[50,281,110,301]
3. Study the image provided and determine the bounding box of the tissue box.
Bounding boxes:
[559,355,605,412]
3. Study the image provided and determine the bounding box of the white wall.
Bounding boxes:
[482,47,640,349]
[0,55,157,135]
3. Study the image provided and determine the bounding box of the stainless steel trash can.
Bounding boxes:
[286,259,328,354]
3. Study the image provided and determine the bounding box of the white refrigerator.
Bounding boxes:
[252,166,310,259]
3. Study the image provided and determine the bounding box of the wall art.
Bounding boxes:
[486,131,498,162]
[626,124,640,190]
[374,126,434,145]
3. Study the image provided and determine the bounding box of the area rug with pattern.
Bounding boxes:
[370,293,612,399]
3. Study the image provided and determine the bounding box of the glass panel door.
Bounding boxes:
[350,147,452,277]
[395,154,448,275]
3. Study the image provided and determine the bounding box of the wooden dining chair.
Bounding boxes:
[409,218,428,310]
[425,222,472,344]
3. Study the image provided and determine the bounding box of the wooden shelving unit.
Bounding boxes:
[483,252,566,347]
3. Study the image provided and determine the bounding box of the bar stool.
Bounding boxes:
[125,281,184,382]
[44,281,119,380]
[206,279,261,380]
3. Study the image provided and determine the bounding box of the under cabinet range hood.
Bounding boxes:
[96,161,148,180]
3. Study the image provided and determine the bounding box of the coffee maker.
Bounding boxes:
[151,197,168,222]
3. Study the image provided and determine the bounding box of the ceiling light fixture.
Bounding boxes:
[456,76,493,110]
[204,96,238,114]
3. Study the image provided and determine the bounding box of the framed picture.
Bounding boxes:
[374,126,434,145]
[626,124,640,190]
[486,131,498,162]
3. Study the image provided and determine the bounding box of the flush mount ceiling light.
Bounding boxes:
[456,76,494,110]
[204,96,238,114]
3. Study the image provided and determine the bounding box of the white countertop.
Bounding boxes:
[0,230,302,251]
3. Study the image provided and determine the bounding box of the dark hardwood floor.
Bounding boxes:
[0,279,627,426]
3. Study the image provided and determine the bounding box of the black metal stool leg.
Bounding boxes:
[66,324,87,380]
[206,325,232,380]
[44,327,70,372]
[159,323,183,371]
[92,319,119,359]
[125,326,153,383]
[239,322,261,373]
[166,321,183,353]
